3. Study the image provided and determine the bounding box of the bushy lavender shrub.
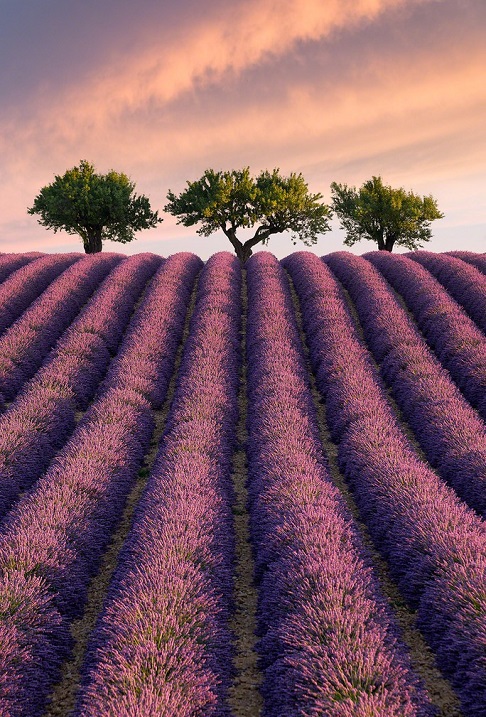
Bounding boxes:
[0,253,121,400]
[246,252,434,716]
[284,251,486,715]
[407,251,486,334]
[325,251,486,517]
[99,253,202,408]
[39,252,162,408]
[0,254,161,520]
[446,251,486,274]
[366,251,486,421]
[0,253,79,336]
[0,254,202,716]
[75,252,239,716]
[0,252,44,285]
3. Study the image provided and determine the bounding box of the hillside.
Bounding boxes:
[0,249,484,717]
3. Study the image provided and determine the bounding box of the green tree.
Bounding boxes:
[165,167,331,263]
[28,160,162,253]
[330,175,443,252]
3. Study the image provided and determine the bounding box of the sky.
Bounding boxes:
[0,0,485,259]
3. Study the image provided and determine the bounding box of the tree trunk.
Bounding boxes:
[223,227,253,264]
[223,225,272,263]
[377,235,395,251]
[235,242,254,264]
[83,231,103,253]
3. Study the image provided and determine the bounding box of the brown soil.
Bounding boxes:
[284,269,463,717]
[228,268,263,717]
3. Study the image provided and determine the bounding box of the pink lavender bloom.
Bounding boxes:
[0,253,121,400]
[246,252,434,716]
[0,254,201,715]
[0,253,79,336]
[407,250,486,334]
[0,254,161,519]
[446,251,486,274]
[284,251,486,715]
[324,251,486,517]
[99,253,202,408]
[76,253,239,716]
[365,251,486,421]
[0,251,44,285]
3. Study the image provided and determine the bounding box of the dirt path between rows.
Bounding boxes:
[228,268,263,717]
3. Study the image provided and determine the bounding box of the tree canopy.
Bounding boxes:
[330,176,443,252]
[28,160,162,253]
[165,167,331,262]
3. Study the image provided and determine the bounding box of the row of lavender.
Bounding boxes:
[246,253,434,716]
[324,252,486,517]
[408,251,486,334]
[446,250,486,275]
[0,250,484,715]
[0,252,43,285]
[0,253,77,337]
[0,253,120,402]
[366,251,486,421]
[0,253,161,519]
[75,252,241,715]
[284,252,486,714]
[0,253,201,715]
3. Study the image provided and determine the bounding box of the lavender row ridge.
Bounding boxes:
[365,251,486,421]
[0,253,121,401]
[75,252,240,716]
[406,250,486,334]
[446,251,486,274]
[0,253,81,412]
[0,253,202,716]
[98,253,201,409]
[0,254,161,522]
[0,252,44,284]
[324,251,486,517]
[283,251,486,716]
[0,254,55,333]
[0,253,80,337]
[40,252,163,409]
[246,252,434,716]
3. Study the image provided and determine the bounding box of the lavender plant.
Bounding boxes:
[0,252,45,287]
[446,251,486,274]
[284,251,486,715]
[0,253,121,400]
[0,254,202,715]
[406,250,486,334]
[246,252,434,716]
[325,251,486,517]
[0,255,161,520]
[366,251,486,420]
[0,253,79,336]
[75,252,239,716]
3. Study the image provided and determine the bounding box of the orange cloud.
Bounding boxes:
[1,0,427,132]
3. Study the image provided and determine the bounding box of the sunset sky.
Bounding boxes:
[1,0,485,258]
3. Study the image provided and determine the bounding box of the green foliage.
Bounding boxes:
[28,160,162,252]
[165,167,331,262]
[330,175,443,252]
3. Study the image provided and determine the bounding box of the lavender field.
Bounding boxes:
[0,249,484,717]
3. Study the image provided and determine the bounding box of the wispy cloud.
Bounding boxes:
[1,0,426,130]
